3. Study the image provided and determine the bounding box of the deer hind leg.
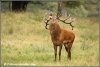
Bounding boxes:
[68,42,73,60]
[64,41,69,52]
[64,41,72,60]
[53,44,57,61]
[68,49,71,60]
[59,45,62,61]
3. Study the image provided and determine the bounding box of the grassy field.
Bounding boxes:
[1,11,99,66]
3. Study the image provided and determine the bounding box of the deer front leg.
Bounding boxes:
[53,44,57,61]
[59,45,62,61]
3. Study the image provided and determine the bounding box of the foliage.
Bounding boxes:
[1,1,99,18]
[31,1,58,12]
[65,1,84,8]
[64,1,99,17]
[84,3,99,17]
[67,5,89,17]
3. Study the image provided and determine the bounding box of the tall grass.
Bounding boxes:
[1,11,99,66]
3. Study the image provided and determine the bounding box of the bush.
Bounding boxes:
[68,5,89,17]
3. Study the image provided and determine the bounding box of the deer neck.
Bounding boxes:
[49,23,61,40]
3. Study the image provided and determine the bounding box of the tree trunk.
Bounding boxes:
[9,1,11,11]
[12,1,29,12]
[58,1,67,18]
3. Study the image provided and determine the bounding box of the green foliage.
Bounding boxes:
[1,1,99,18]
[66,1,84,8]
[84,4,99,17]
[39,2,57,11]
[27,2,57,12]
[68,5,89,17]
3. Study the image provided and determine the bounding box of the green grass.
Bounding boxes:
[1,11,99,66]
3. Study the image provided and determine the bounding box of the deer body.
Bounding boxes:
[43,12,75,61]
[49,22,75,61]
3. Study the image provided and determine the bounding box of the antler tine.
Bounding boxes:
[57,14,71,22]
[45,22,49,30]
[43,13,50,30]
[65,18,76,30]
[43,13,47,23]
[57,13,62,19]
[57,14,76,30]
[69,18,75,30]
[63,14,71,21]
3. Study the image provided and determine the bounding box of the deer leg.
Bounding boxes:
[64,44,68,52]
[68,43,73,60]
[64,41,70,52]
[64,43,69,60]
[64,42,72,60]
[53,45,57,61]
[68,49,71,60]
[59,45,62,61]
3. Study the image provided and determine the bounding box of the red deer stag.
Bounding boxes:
[43,12,75,61]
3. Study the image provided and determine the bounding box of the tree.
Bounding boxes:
[12,1,29,12]
[57,1,67,17]
[57,1,83,17]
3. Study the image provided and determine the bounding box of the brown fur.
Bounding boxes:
[49,20,75,61]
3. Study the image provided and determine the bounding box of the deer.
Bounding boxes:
[43,12,75,61]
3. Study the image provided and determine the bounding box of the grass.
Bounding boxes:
[1,10,99,66]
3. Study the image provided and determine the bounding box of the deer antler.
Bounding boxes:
[43,12,54,30]
[43,13,50,30]
[57,14,76,30]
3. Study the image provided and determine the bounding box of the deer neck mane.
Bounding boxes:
[49,23,61,40]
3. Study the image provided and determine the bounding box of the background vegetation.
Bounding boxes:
[1,1,99,66]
